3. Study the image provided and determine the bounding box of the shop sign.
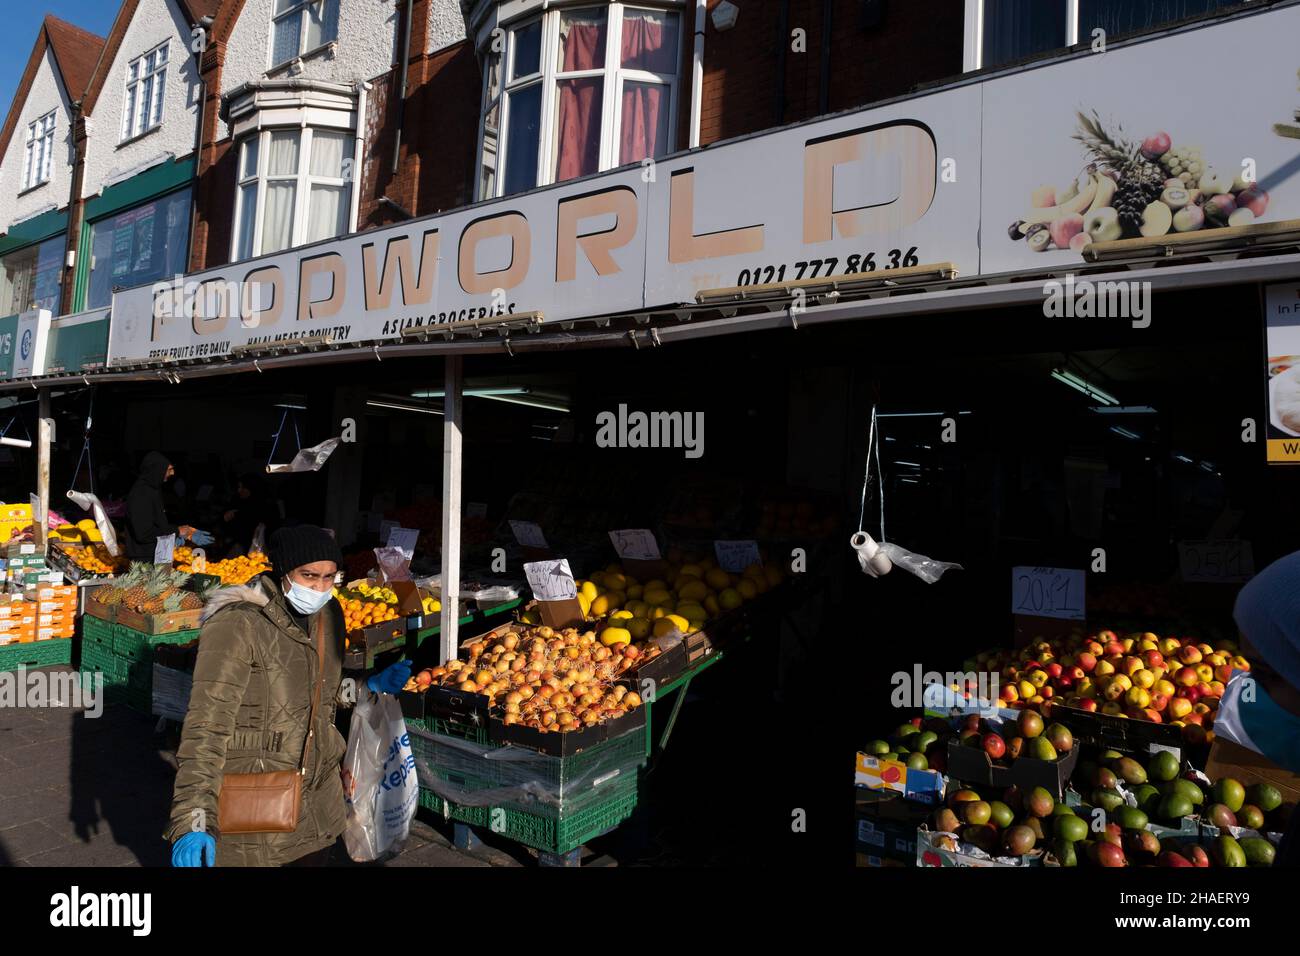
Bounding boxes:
[1264,283,1300,463]
[43,308,111,375]
[12,310,52,379]
[105,4,1300,366]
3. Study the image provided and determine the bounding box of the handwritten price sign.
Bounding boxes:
[1178,541,1254,583]
[714,540,761,572]
[608,529,661,561]
[1011,567,1085,621]
[524,559,577,602]
[509,520,548,549]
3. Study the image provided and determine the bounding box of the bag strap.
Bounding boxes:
[297,614,326,775]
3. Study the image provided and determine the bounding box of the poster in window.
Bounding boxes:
[132,206,155,274]
[111,209,136,279]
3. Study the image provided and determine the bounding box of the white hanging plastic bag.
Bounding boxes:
[878,543,963,584]
[341,691,418,862]
[65,490,121,557]
[266,436,341,474]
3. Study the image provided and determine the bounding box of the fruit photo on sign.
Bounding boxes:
[1008,111,1271,257]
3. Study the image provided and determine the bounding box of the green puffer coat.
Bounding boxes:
[164,576,351,866]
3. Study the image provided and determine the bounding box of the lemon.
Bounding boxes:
[626,583,644,599]
[590,594,614,617]
[627,617,651,639]
[579,580,598,602]
[653,616,689,639]
[678,563,704,579]
[719,588,743,610]
[677,580,710,603]
[649,606,669,620]
[736,579,759,600]
[704,595,721,616]
[705,568,732,590]
[644,579,668,593]
[625,600,648,618]
[599,626,632,647]
[610,609,634,620]
[676,603,707,624]
[606,590,627,609]
[604,572,628,592]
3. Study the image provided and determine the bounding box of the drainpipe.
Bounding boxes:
[390,0,414,178]
[775,0,789,126]
[688,0,705,148]
[187,16,214,270]
[61,98,87,316]
[818,0,832,115]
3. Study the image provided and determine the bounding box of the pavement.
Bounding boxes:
[0,665,519,868]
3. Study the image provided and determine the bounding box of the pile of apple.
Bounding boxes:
[863,708,1075,774]
[962,630,1250,744]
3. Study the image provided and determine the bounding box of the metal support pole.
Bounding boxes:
[439,356,463,665]
[36,389,52,549]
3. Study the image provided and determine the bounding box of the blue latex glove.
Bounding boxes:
[172,831,216,867]
[367,659,412,695]
[190,529,215,547]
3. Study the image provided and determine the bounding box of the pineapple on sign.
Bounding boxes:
[1073,111,1168,237]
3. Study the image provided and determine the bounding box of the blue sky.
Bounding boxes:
[0,1,118,122]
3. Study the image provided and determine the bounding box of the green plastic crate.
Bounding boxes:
[0,638,72,671]
[113,625,200,662]
[418,788,492,827]
[446,772,639,855]
[80,640,129,687]
[81,615,116,643]
[408,713,493,746]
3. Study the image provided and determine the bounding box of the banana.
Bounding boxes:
[1018,178,1099,230]
[1087,173,1117,215]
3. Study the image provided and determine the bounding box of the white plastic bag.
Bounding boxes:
[66,490,121,557]
[341,691,418,862]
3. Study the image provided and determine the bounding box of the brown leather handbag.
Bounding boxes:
[217,616,325,835]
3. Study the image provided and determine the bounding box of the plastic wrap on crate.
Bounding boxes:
[408,721,644,809]
[151,664,193,722]
[414,573,521,606]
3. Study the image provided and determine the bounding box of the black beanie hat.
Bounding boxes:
[268,525,344,577]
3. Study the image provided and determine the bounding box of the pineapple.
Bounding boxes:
[180,591,203,610]
[1074,111,1166,236]
[119,564,155,610]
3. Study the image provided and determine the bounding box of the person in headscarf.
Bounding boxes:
[124,451,197,560]
[1224,550,1300,865]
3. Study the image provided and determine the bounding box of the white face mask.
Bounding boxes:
[283,578,333,615]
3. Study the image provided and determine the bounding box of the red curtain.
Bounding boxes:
[554,21,605,182]
[619,16,670,165]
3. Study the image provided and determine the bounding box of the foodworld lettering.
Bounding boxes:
[143,121,937,343]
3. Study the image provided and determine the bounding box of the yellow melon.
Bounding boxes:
[704,594,721,617]
[579,580,598,602]
[676,579,710,603]
[599,626,631,647]
[627,617,651,639]
[678,563,704,579]
[736,579,759,600]
[719,588,743,610]
[705,568,732,590]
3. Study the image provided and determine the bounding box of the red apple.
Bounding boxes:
[1179,645,1202,665]
[1183,723,1208,745]
[1175,667,1199,688]
[1214,664,1234,684]
[1149,692,1169,712]
[1182,711,1203,726]
[1077,653,1097,673]
[999,683,1019,703]
[1076,698,1098,712]
[1142,650,1164,669]
[982,732,1006,760]
[1237,184,1269,217]
[1141,131,1172,160]
[1140,709,1163,724]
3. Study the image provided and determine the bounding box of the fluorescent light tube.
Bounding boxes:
[366,401,443,416]
[1051,368,1118,406]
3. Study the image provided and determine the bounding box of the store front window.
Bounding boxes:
[0,235,64,317]
[87,189,191,309]
[233,127,353,261]
[478,4,681,200]
[974,0,1246,71]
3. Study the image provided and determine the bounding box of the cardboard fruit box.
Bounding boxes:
[945,735,1079,799]
[914,827,1045,868]
[342,580,425,670]
[1051,703,1184,757]
[855,751,946,806]
[115,605,204,636]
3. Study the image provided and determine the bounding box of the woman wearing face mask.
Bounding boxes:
[165,525,410,867]
[1219,549,1300,866]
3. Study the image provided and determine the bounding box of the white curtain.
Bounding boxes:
[309,130,346,176]
[268,131,299,175]
[236,183,258,260]
[261,184,296,254]
[306,185,345,243]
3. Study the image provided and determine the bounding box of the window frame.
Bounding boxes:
[231,123,356,263]
[477,3,683,201]
[21,110,57,192]
[121,40,170,142]
[269,0,340,71]
[964,0,1252,72]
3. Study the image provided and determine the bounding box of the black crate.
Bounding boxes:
[400,683,492,728]
[489,703,647,757]
[945,739,1080,799]
[1050,704,1184,756]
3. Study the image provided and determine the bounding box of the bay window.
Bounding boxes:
[969,0,1247,72]
[477,4,682,201]
[234,127,353,261]
[272,0,340,69]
